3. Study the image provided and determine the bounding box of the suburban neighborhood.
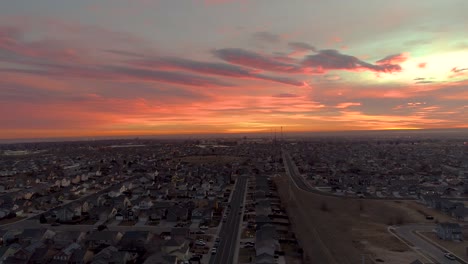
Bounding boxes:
[0,138,302,264]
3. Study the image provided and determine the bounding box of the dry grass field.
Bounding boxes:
[274,175,423,264]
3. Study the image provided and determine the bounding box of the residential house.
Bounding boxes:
[255,224,279,262]
[420,194,442,209]
[91,246,136,264]
[166,206,188,222]
[118,231,152,252]
[440,200,462,215]
[161,238,191,262]
[3,247,32,264]
[52,231,86,248]
[17,229,55,245]
[28,246,53,264]
[191,207,213,223]
[86,231,123,249]
[56,207,78,223]
[453,205,468,222]
[170,228,190,239]
[68,248,91,264]
[139,198,153,210]
[51,243,81,263]
[436,222,463,241]
[142,252,177,264]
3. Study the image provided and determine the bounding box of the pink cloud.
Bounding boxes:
[335,102,361,109]
[376,52,410,65]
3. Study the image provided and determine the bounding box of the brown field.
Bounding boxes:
[274,174,423,264]
[0,216,27,225]
[179,155,245,165]
[238,248,255,263]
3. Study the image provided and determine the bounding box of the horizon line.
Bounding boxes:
[1,127,468,144]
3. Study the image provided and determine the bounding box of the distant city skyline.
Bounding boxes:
[1,0,467,139]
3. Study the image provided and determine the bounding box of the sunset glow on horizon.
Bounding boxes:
[1,0,467,139]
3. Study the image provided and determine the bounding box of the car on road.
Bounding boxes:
[199,225,209,230]
[211,248,217,255]
[51,222,61,226]
[425,215,434,220]
[444,253,456,260]
[195,230,205,234]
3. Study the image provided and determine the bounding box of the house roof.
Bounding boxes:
[163,237,185,247]
[255,252,275,263]
[69,248,86,262]
[28,246,49,261]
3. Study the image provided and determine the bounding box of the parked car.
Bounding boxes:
[195,240,206,246]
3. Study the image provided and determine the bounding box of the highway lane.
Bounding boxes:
[209,176,247,264]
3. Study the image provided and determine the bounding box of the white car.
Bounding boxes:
[195,240,206,246]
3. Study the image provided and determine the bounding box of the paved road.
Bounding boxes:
[283,151,314,193]
[209,176,248,264]
[392,224,466,264]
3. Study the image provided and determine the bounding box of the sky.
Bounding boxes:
[0,0,467,139]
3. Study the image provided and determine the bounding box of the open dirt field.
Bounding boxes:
[274,174,423,264]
